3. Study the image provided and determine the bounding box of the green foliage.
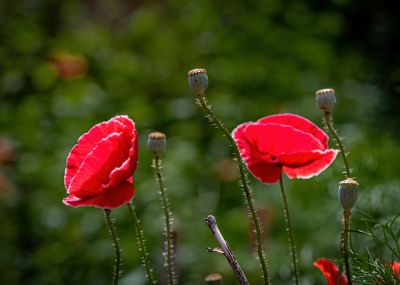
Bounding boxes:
[352,214,400,284]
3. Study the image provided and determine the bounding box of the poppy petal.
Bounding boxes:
[233,122,324,158]
[247,161,282,184]
[233,114,337,185]
[232,123,283,183]
[314,258,347,285]
[63,181,134,208]
[282,149,338,179]
[68,132,131,197]
[64,116,131,189]
[278,150,326,167]
[105,129,138,189]
[258,113,329,148]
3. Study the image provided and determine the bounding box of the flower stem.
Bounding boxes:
[279,176,299,285]
[153,155,176,285]
[323,112,351,178]
[196,93,270,285]
[342,209,352,285]
[205,215,249,285]
[104,209,121,285]
[323,111,353,284]
[127,203,157,284]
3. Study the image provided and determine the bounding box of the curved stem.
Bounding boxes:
[323,112,351,178]
[127,203,157,284]
[343,210,352,285]
[279,176,299,285]
[153,155,176,285]
[104,209,121,285]
[196,93,270,285]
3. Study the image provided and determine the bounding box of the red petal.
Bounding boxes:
[247,161,282,184]
[314,258,347,285]
[233,122,324,159]
[68,132,131,197]
[64,115,134,189]
[63,181,134,208]
[258,114,329,148]
[390,262,400,277]
[232,123,283,184]
[106,133,138,189]
[282,149,338,179]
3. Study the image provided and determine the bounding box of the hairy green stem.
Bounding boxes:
[323,111,353,284]
[153,155,176,285]
[127,203,157,284]
[279,176,299,285]
[343,210,352,285]
[104,209,121,285]
[323,112,351,178]
[337,243,344,285]
[196,93,270,285]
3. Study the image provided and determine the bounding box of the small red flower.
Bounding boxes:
[314,258,347,285]
[232,114,338,184]
[63,115,138,208]
[390,262,400,277]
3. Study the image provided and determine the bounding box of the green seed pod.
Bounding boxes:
[188,68,208,94]
[338,178,359,210]
[147,132,167,154]
[316,88,336,112]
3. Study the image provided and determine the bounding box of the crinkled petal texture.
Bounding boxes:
[232,113,338,184]
[63,115,138,208]
[314,258,347,285]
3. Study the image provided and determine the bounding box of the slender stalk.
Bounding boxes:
[153,155,176,285]
[343,210,352,285]
[278,176,299,285]
[337,238,344,285]
[196,93,270,285]
[323,111,353,284]
[127,203,157,284]
[104,209,121,285]
[205,215,249,285]
[323,112,351,178]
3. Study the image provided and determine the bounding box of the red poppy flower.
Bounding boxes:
[232,114,338,184]
[390,262,400,278]
[63,115,138,208]
[314,258,347,285]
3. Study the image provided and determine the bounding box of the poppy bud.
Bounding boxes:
[316,88,336,112]
[188,68,208,94]
[338,178,359,210]
[147,132,167,154]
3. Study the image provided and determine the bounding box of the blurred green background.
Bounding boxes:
[1,0,400,284]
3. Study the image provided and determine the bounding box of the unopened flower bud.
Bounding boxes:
[147,132,167,154]
[316,88,336,112]
[338,178,359,210]
[188,68,208,94]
